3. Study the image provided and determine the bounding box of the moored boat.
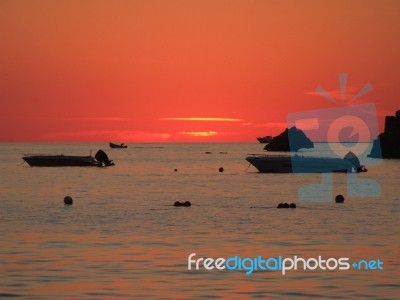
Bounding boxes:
[22,150,114,167]
[246,154,359,173]
[109,142,127,148]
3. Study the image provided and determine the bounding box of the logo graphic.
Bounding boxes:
[188,253,384,276]
[286,73,382,202]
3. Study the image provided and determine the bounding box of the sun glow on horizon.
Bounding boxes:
[161,117,244,122]
[180,131,218,137]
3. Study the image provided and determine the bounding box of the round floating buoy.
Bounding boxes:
[173,201,191,207]
[64,196,73,205]
[174,169,178,172]
[335,194,345,203]
[277,203,292,208]
[219,167,224,173]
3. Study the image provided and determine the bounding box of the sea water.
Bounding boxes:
[0,143,399,299]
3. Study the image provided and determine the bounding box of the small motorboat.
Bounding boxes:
[109,142,128,148]
[246,151,366,173]
[22,150,114,167]
[257,136,273,143]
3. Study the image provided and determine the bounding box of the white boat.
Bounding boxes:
[246,154,357,173]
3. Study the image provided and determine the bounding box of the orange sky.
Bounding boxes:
[1,0,399,142]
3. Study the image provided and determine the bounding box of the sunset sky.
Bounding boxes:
[1,0,399,142]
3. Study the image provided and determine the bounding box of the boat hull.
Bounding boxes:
[23,155,101,167]
[246,155,353,173]
[109,142,127,148]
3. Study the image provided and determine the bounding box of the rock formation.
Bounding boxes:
[369,110,400,158]
[264,127,314,152]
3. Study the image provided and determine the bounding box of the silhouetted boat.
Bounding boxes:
[22,150,114,167]
[109,142,127,148]
[246,154,360,173]
[257,136,273,143]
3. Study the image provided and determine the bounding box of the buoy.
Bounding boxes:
[64,196,73,205]
[174,169,178,172]
[174,201,191,207]
[277,203,293,208]
[335,194,345,203]
[219,167,224,172]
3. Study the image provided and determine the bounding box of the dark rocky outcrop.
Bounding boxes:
[264,127,314,152]
[369,110,400,158]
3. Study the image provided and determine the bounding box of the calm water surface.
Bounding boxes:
[0,143,399,299]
